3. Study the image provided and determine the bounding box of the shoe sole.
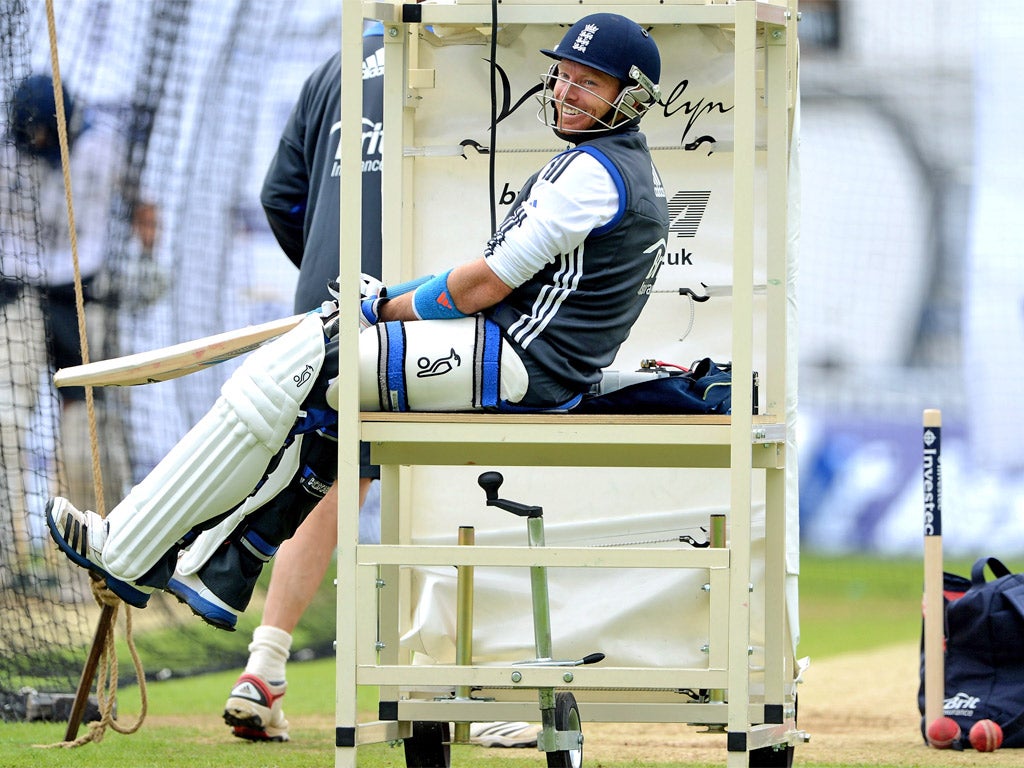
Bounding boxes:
[46,500,150,608]
[166,577,237,631]
[229,723,289,742]
[224,708,260,727]
[225,706,289,742]
[471,738,538,748]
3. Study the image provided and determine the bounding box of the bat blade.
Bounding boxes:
[922,408,944,728]
[54,313,306,388]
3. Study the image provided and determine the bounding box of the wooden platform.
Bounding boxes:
[360,412,786,468]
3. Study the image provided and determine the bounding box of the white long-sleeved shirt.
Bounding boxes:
[485,151,619,289]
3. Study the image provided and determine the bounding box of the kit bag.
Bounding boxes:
[574,358,732,415]
[918,557,1024,748]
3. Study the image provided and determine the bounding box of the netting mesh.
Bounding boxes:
[797,0,972,414]
[0,0,988,715]
[0,0,339,717]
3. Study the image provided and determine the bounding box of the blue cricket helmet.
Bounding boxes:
[538,13,661,134]
[8,74,76,164]
[542,13,661,88]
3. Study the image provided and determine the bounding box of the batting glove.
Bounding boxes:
[359,273,386,300]
[327,273,387,301]
[316,300,341,340]
[325,274,388,330]
[359,297,387,329]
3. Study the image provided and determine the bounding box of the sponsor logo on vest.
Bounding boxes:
[363,47,384,80]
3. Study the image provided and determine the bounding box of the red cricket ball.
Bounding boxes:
[926,716,961,749]
[969,719,1003,752]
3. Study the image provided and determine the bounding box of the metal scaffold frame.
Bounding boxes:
[334,3,800,766]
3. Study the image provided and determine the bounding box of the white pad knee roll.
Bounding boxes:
[102,314,326,581]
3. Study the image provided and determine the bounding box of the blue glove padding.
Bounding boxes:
[360,297,384,329]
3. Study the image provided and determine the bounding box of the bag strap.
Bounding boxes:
[971,556,1012,586]
[998,708,1024,744]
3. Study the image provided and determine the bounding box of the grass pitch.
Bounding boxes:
[0,554,1015,768]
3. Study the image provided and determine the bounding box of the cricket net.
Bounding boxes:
[0,0,340,718]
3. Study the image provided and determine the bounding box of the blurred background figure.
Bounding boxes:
[0,73,149,534]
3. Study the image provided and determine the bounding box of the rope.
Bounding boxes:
[36,581,149,748]
[38,0,148,746]
[43,0,106,515]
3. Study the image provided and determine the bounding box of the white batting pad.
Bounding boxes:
[173,435,304,577]
[101,314,326,581]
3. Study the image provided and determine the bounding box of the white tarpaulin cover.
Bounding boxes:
[401,503,768,673]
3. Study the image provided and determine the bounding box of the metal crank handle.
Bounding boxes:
[514,653,606,668]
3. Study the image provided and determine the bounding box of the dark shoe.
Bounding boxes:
[46,497,151,608]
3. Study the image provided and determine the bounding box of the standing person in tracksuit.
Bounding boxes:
[164,23,542,747]
[169,23,385,741]
[47,10,669,743]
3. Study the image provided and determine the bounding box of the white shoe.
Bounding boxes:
[46,497,152,608]
[224,673,289,742]
[469,721,540,748]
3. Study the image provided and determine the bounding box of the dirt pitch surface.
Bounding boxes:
[133,642,1019,766]
[472,642,1021,766]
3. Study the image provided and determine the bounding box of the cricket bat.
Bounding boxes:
[922,408,944,727]
[53,313,306,388]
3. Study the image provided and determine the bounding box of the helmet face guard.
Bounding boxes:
[536,64,659,135]
[536,14,661,137]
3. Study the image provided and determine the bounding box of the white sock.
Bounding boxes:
[245,625,292,684]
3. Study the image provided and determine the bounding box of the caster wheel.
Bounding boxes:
[750,695,798,767]
[546,691,583,768]
[749,744,794,767]
[404,721,450,768]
